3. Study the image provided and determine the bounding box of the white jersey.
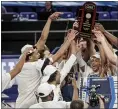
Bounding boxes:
[50,84,63,101]
[16,59,45,108]
[42,54,77,101]
[76,52,93,89]
[30,101,71,108]
[2,73,11,92]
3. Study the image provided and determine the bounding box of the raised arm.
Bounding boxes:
[35,12,63,50]
[72,78,79,100]
[97,43,107,67]
[10,48,33,79]
[59,40,79,84]
[95,23,118,48]
[50,29,78,64]
[92,30,117,65]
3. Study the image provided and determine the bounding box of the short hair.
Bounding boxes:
[70,100,84,109]
[47,71,57,83]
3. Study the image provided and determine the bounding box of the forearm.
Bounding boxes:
[10,54,26,79]
[60,54,77,83]
[99,99,105,109]
[104,36,114,53]
[51,39,71,63]
[90,48,96,57]
[76,51,87,72]
[104,30,118,48]
[35,18,52,50]
[101,39,117,65]
[97,44,107,66]
[89,44,96,57]
[72,86,79,100]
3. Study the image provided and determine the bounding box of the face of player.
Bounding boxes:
[56,71,61,84]
[67,73,73,84]
[79,37,87,49]
[90,56,101,72]
[31,49,40,61]
[45,1,52,10]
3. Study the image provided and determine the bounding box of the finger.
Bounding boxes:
[55,12,63,15]
[92,30,97,33]
[95,23,101,26]
[74,30,78,33]
[67,29,71,33]
[76,39,79,45]
[75,20,78,22]
[92,30,100,34]
[93,38,97,41]
[75,32,79,36]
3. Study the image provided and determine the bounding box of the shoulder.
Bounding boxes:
[29,103,43,108]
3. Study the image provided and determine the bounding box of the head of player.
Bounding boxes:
[36,83,84,109]
[21,44,40,62]
[70,100,84,109]
[90,53,101,72]
[35,82,54,102]
[41,65,61,85]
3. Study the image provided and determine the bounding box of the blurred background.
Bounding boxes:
[1,1,118,107]
[1,1,118,54]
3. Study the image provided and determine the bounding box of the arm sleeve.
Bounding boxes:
[2,73,11,92]
[60,54,77,83]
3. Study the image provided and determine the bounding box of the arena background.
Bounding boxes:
[1,1,118,108]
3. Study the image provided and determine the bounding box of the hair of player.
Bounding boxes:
[70,100,84,109]
[47,71,58,83]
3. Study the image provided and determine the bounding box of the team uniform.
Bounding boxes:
[15,58,51,108]
[30,82,71,108]
[2,73,11,92]
[41,54,77,101]
[30,101,71,108]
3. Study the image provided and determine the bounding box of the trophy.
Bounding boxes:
[77,2,97,38]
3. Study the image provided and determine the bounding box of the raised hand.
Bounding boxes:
[67,29,79,41]
[73,20,79,29]
[72,78,77,88]
[92,30,105,43]
[94,23,105,33]
[49,12,63,20]
[23,47,34,55]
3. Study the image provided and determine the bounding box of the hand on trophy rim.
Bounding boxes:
[67,29,79,41]
[92,30,105,43]
[94,23,106,33]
